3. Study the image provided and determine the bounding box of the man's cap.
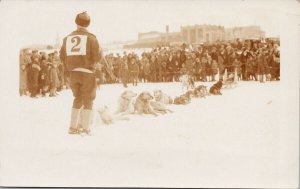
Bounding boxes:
[75,11,90,27]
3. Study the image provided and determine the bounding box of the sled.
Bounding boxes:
[101,56,116,81]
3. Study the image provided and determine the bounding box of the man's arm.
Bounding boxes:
[91,37,101,64]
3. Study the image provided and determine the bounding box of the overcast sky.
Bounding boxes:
[0,0,298,47]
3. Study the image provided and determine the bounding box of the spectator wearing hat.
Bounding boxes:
[120,56,129,87]
[210,59,219,82]
[174,54,181,82]
[210,46,218,62]
[38,53,50,96]
[19,49,32,96]
[240,48,251,80]
[166,53,176,82]
[257,48,267,82]
[156,54,163,82]
[272,45,280,80]
[19,63,27,96]
[217,50,225,79]
[204,50,212,81]
[49,52,60,97]
[179,48,186,66]
[200,55,208,82]
[150,55,157,82]
[114,55,122,82]
[232,57,242,81]
[185,53,193,75]
[49,61,59,97]
[52,51,64,92]
[245,55,256,81]
[129,57,139,86]
[264,50,272,79]
[29,52,41,98]
[160,53,168,82]
[139,54,148,83]
[143,56,151,83]
[193,57,201,81]
[227,49,235,73]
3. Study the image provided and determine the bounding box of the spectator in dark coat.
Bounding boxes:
[38,55,49,96]
[129,57,139,86]
[200,56,208,82]
[150,55,157,82]
[194,58,201,81]
[120,57,129,87]
[245,55,256,81]
[232,58,242,80]
[210,59,219,82]
[217,52,225,79]
[19,63,27,96]
[257,49,267,82]
[29,52,41,98]
[272,46,280,80]
[143,57,151,83]
[166,54,176,82]
[139,55,146,83]
[49,62,59,97]
[19,49,31,96]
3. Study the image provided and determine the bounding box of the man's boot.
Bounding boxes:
[77,109,84,132]
[68,108,81,134]
[81,109,93,135]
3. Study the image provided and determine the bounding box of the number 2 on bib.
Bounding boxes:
[66,35,87,56]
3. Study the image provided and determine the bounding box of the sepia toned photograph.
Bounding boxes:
[0,0,299,188]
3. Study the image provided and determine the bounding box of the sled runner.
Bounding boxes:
[101,56,116,81]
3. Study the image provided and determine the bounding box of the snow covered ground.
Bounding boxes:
[0,81,292,187]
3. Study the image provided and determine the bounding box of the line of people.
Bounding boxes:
[19,39,280,97]
[19,49,68,98]
[98,39,280,87]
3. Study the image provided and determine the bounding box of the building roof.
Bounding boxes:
[181,24,224,29]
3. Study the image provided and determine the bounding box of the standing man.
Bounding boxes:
[129,57,139,86]
[30,51,41,98]
[120,55,129,88]
[257,48,266,83]
[60,12,101,135]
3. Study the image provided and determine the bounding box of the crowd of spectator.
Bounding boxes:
[98,39,280,87]
[19,50,68,97]
[19,39,280,97]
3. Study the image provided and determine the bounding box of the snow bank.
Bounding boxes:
[1,81,287,188]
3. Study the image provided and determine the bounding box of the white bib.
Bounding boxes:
[66,35,87,56]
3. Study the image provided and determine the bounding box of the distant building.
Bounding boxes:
[138,31,162,43]
[181,25,225,44]
[161,32,182,44]
[130,24,266,48]
[136,26,183,47]
[225,26,265,40]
